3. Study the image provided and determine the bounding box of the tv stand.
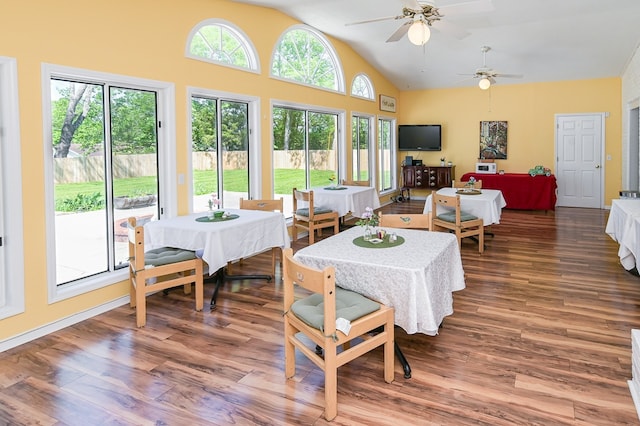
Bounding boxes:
[402,165,454,190]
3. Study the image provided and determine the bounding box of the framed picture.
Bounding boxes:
[479,121,508,159]
[379,95,396,112]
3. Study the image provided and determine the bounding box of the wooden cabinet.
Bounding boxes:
[402,165,454,189]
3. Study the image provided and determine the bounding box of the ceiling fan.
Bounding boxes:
[460,46,523,89]
[345,0,493,45]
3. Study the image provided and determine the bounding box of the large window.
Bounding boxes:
[43,65,174,301]
[351,114,373,183]
[378,117,396,193]
[190,95,250,211]
[271,26,344,93]
[0,56,24,320]
[273,104,342,215]
[186,19,259,72]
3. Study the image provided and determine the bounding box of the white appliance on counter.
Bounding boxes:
[475,162,497,174]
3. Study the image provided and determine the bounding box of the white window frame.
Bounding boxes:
[377,115,397,196]
[186,87,261,208]
[0,56,25,320]
[270,98,346,199]
[351,73,375,101]
[41,63,177,303]
[270,25,345,94]
[185,18,260,74]
[351,111,377,186]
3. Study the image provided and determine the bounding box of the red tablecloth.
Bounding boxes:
[461,172,557,211]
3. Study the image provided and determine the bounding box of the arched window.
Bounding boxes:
[351,73,375,100]
[186,19,259,72]
[271,25,344,92]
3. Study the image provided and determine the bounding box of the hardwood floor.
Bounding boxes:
[2,202,640,425]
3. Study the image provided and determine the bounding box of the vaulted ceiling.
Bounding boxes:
[232,0,640,90]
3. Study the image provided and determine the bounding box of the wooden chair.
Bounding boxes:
[282,248,394,421]
[378,212,431,230]
[127,217,204,327]
[340,179,369,186]
[431,194,484,253]
[292,188,339,245]
[234,197,284,276]
[452,179,483,189]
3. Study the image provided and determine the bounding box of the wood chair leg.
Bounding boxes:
[284,325,296,379]
[135,282,147,328]
[324,346,338,421]
[129,276,137,308]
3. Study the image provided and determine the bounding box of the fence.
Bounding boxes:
[54,151,341,183]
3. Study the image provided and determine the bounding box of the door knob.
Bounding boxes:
[595,165,601,169]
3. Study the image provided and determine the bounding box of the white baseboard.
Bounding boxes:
[0,296,129,353]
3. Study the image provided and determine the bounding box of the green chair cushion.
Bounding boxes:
[437,211,478,223]
[296,206,333,216]
[291,287,380,331]
[145,247,197,266]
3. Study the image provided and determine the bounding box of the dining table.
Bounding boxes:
[144,209,290,307]
[306,185,381,219]
[294,225,466,378]
[605,198,640,272]
[423,187,507,226]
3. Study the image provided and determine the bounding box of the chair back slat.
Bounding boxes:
[378,212,431,230]
[239,197,283,213]
[340,179,369,186]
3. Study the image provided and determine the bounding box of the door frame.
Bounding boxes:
[0,56,25,320]
[554,112,605,209]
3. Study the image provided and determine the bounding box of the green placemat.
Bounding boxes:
[456,189,482,195]
[324,186,347,190]
[352,235,405,248]
[196,214,240,222]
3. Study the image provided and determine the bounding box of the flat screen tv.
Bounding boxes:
[398,124,442,151]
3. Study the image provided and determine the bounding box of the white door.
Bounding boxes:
[555,114,604,208]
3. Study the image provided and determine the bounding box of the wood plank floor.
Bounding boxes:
[2,202,640,425]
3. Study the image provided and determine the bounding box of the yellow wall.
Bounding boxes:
[399,78,622,201]
[0,0,398,341]
[0,0,624,343]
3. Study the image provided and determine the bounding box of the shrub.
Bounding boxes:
[55,192,105,212]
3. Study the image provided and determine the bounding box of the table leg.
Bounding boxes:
[395,342,412,379]
[206,267,272,309]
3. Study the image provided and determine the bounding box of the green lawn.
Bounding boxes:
[55,168,387,211]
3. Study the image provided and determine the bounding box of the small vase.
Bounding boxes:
[363,226,373,241]
[208,210,215,219]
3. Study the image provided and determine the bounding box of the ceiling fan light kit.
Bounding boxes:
[407,19,430,46]
[478,77,491,90]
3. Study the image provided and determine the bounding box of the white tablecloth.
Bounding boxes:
[423,187,507,225]
[144,209,290,273]
[605,199,640,270]
[294,226,466,335]
[306,185,381,218]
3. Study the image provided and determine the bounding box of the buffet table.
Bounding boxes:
[461,172,557,211]
[605,199,640,271]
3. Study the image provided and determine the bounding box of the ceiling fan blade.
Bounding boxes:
[345,14,405,26]
[488,77,497,84]
[495,73,523,79]
[432,19,469,39]
[438,0,494,16]
[386,21,412,42]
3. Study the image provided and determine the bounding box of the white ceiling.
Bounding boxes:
[231,0,640,90]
